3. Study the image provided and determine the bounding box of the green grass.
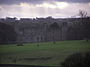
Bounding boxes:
[0,40,90,66]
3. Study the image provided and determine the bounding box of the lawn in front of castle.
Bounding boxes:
[0,40,90,66]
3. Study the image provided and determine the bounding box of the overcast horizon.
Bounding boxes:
[0,0,90,19]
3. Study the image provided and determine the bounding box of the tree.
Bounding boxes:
[78,10,89,42]
[50,22,59,44]
[79,10,87,18]
[0,22,17,44]
[61,52,90,67]
[16,22,23,46]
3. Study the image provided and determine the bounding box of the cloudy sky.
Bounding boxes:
[0,0,90,18]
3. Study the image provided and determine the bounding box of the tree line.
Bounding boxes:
[0,15,90,44]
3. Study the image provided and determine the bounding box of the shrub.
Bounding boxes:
[61,51,90,67]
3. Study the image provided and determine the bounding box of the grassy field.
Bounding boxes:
[0,40,90,66]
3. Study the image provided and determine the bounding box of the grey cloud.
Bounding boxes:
[0,0,90,5]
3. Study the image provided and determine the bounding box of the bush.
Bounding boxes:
[61,51,90,67]
[17,43,23,46]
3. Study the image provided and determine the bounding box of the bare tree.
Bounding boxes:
[79,10,87,18]
[78,10,88,42]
